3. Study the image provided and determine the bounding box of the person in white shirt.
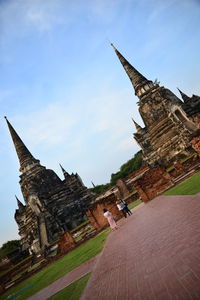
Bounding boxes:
[116,200,127,218]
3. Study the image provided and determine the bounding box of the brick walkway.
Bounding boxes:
[81,194,200,300]
[28,255,99,300]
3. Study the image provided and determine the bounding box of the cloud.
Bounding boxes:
[85,0,127,22]
[0,0,66,41]
[147,0,175,24]
[7,83,139,168]
[116,136,135,151]
[24,0,66,32]
[19,97,120,144]
[11,102,77,147]
[0,0,131,42]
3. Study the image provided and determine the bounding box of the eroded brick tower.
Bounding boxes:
[111,44,200,166]
[5,117,93,254]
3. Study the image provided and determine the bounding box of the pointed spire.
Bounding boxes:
[59,164,70,178]
[91,181,96,188]
[177,88,191,103]
[15,195,25,209]
[5,117,39,172]
[111,43,154,97]
[132,118,143,132]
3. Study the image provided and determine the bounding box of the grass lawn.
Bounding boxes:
[164,171,200,195]
[1,229,109,300]
[129,199,142,210]
[48,273,90,300]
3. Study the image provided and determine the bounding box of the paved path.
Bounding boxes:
[81,194,200,300]
[28,255,99,300]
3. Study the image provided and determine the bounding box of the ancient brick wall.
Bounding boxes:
[193,115,200,129]
[116,179,130,198]
[191,136,200,156]
[123,191,139,204]
[94,165,173,204]
[129,166,174,202]
[125,165,149,181]
[173,162,185,176]
[86,194,123,229]
[57,232,76,254]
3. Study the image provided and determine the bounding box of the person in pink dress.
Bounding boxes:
[103,208,118,230]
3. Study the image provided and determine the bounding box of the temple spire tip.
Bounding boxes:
[177,88,190,102]
[59,163,70,178]
[5,118,38,172]
[131,117,143,131]
[110,43,116,50]
[111,46,153,97]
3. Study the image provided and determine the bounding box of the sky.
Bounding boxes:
[0,0,200,247]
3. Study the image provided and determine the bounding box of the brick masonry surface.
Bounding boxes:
[81,194,200,300]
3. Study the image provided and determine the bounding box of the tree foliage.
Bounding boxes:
[1,240,20,251]
[110,151,143,185]
[90,150,143,195]
[89,183,111,195]
[0,239,21,258]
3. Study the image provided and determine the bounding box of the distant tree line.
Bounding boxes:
[0,240,20,258]
[90,150,143,195]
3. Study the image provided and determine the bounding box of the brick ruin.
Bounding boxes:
[89,153,200,208]
[106,165,174,203]
[191,137,200,156]
[5,117,94,254]
[57,232,76,254]
[86,193,123,229]
[125,166,174,202]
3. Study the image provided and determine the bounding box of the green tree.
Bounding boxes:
[110,151,143,185]
[1,240,20,251]
[0,239,21,258]
[89,183,111,195]
[91,151,143,194]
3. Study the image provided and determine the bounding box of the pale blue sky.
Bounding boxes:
[0,0,200,246]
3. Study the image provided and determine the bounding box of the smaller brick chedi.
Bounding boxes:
[5,117,94,254]
[111,44,200,166]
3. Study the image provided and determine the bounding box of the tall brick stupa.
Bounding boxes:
[5,117,94,254]
[111,44,200,166]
